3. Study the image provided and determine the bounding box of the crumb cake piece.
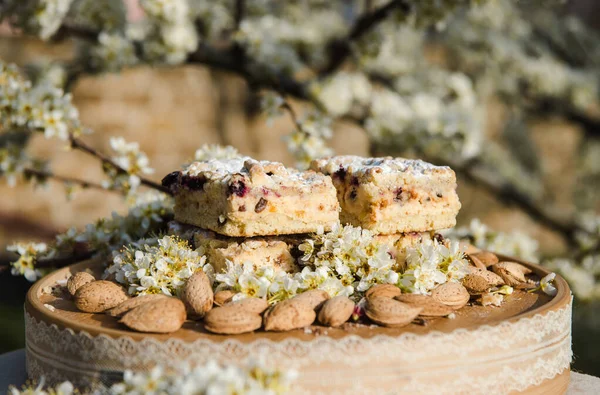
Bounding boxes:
[310,156,461,234]
[163,157,340,237]
[167,221,299,274]
[168,221,432,274]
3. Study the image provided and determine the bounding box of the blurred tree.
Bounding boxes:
[0,1,599,297]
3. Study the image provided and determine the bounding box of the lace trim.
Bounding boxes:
[25,299,572,394]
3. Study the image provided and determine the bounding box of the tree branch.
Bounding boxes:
[69,135,173,195]
[319,0,411,76]
[234,0,246,30]
[23,167,115,193]
[32,16,594,248]
[441,156,579,244]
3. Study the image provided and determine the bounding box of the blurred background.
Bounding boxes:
[1,0,600,376]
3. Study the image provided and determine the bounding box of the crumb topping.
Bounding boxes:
[312,155,449,177]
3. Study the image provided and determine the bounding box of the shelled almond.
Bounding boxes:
[182,270,214,318]
[264,298,316,331]
[364,296,422,328]
[107,294,169,318]
[318,296,355,327]
[214,290,237,306]
[74,280,129,313]
[492,262,532,286]
[121,297,186,333]
[291,289,330,310]
[67,272,95,297]
[431,282,470,310]
[394,294,454,317]
[365,284,402,299]
[204,305,263,335]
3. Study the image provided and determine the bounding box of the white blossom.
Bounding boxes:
[111,359,295,395]
[90,32,138,72]
[107,235,213,296]
[9,379,74,395]
[103,137,154,194]
[260,92,285,126]
[283,111,333,169]
[7,242,48,282]
[400,239,469,294]
[540,273,558,297]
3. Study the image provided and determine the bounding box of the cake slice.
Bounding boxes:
[168,221,434,274]
[167,221,299,274]
[163,157,340,237]
[310,156,460,234]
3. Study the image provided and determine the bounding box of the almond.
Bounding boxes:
[182,270,214,318]
[466,254,486,270]
[264,299,316,331]
[106,294,168,317]
[214,290,237,306]
[226,297,269,314]
[204,305,262,334]
[431,282,470,310]
[460,241,481,255]
[67,272,95,297]
[492,262,533,286]
[365,284,402,299]
[74,280,129,313]
[317,296,355,327]
[470,251,499,267]
[394,294,454,317]
[469,268,505,286]
[121,297,186,333]
[364,296,422,327]
[291,290,330,310]
[462,274,492,295]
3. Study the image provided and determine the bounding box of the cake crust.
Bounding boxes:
[164,158,340,237]
[310,156,461,234]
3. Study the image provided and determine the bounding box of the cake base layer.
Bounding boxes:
[25,258,572,394]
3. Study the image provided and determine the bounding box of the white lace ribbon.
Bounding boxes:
[25,298,572,394]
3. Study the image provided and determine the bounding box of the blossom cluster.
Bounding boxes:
[107,235,213,296]
[215,262,353,304]
[443,1,599,114]
[400,239,470,294]
[9,359,296,395]
[298,224,399,293]
[136,0,199,65]
[236,10,346,75]
[103,137,154,195]
[283,111,334,169]
[216,225,469,301]
[0,61,85,141]
[0,61,87,187]
[0,0,73,40]
[445,218,540,263]
[364,69,482,161]
[8,191,173,282]
[8,379,74,395]
[6,242,48,282]
[111,359,296,395]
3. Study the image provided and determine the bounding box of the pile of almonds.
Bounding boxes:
[64,250,540,334]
